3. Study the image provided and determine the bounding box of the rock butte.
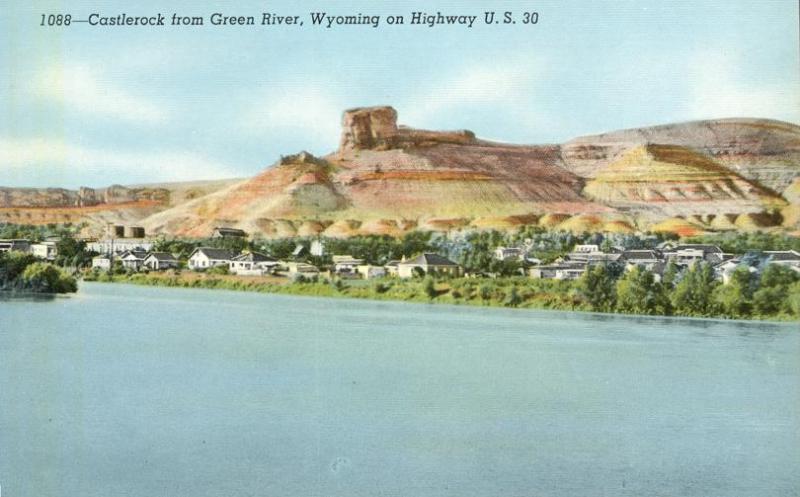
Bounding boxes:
[2,106,799,237]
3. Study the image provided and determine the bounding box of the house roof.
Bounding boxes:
[673,244,723,253]
[145,252,178,262]
[622,250,661,260]
[765,250,800,262]
[400,253,459,267]
[650,261,667,275]
[191,247,236,260]
[231,251,276,263]
[585,253,622,262]
[214,227,247,237]
[120,250,147,260]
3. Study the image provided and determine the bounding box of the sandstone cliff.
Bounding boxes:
[4,106,798,238]
[141,107,798,237]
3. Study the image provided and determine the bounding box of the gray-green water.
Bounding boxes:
[1,282,798,497]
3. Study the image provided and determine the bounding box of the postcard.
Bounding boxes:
[1,1,798,496]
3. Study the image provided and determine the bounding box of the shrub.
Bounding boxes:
[578,264,617,312]
[504,286,522,307]
[20,262,77,293]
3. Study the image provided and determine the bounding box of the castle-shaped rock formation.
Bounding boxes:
[339,106,476,151]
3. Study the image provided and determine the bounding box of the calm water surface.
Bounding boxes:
[1,282,798,497]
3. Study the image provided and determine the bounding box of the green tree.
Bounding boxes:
[423,276,437,300]
[20,262,77,293]
[0,251,38,284]
[55,235,91,267]
[712,267,754,318]
[759,264,799,289]
[752,286,787,317]
[615,266,670,315]
[578,264,617,312]
[786,281,800,318]
[505,286,522,307]
[752,264,800,316]
[671,262,719,316]
[661,261,680,289]
[479,283,492,303]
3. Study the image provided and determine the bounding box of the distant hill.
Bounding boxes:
[2,107,799,238]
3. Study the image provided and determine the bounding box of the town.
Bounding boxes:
[1,223,799,319]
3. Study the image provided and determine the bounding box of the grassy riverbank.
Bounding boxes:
[82,270,800,321]
[85,270,588,311]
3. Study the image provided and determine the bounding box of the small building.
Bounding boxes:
[494,246,525,261]
[664,244,724,266]
[578,253,622,266]
[565,245,613,264]
[622,250,662,271]
[397,253,461,278]
[384,260,401,276]
[30,241,58,261]
[713,259,759,284]
[119,250,147,271]
[332,255,365,276]
[357,264,386,280]
[764,250,800,272]
[310,240,326,257]
[187,247,236,270]
[529,263,586,280]
[0,239,31,254]
[87,238,154,255]
[212,227,247,239]
[143,252,179,271]
[286,261,320,276]
[291,243,307,258]
[92,255,112,271]
[229,252,279,276]
[572,244,601,254]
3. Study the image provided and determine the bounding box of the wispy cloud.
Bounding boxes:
[0,137,240,187]
[239,84,343,149]
[33,65,168,124]
[685,50,800,122]
[401,57,546,128]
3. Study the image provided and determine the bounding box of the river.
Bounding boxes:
[1,282,798,496]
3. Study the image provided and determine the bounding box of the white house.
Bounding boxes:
[397,253,461,278]
[0,239,30,254]
[285,261,320,278]
[310,240,326,257]
[529,263,586,280]
[573,244,601,254]
[384,260,401,276]
[119,250,147,270]
[357,264,386,279]
[711,259,757,284]
[229,252,279,276]
[88,238,154,255]
[332,255,365,276]
[30,241,58,260]
[143,252,179,271]
[764,250,800,272]
[621,250,663,271]
[663,244,724,266]
[494,246,525,261]
[188,248,236,270]
[92,255,112,271]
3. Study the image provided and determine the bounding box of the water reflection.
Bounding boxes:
[0,292,58,303]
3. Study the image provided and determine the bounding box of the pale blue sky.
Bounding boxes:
[1,0,798,188]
